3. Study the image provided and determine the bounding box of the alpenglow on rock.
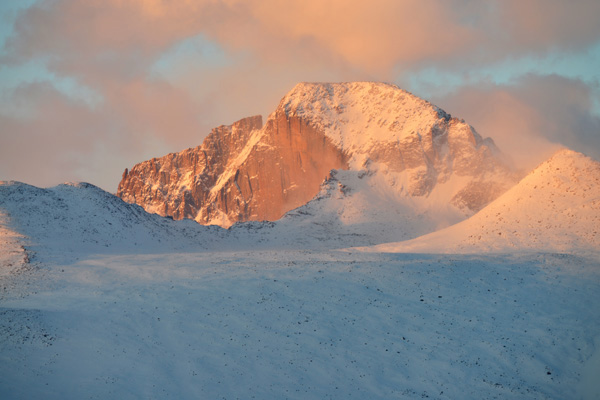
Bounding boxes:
[117,82,516,227]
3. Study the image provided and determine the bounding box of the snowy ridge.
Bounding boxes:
[0,180,389,255]
[369,149,600,254]
[278,82,499,172]
[0,181,224,258]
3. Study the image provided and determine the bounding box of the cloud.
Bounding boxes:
[1,0,599,191]
[4,0,206,79]
[432,75,600,170]
[0,82,110,186]
[497,0,600,52]
[8,1,600,80]
[207,0,600,76]
[213,0,477,75]
[0,78,209,190]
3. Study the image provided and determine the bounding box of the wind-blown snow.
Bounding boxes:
[370,149,600,254]
[277,169,466,245]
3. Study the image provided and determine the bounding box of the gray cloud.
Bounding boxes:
[432,75,600,170]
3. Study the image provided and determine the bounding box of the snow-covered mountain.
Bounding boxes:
[118,82,517,229]
[370,149,600,254]
[2,92,600,400]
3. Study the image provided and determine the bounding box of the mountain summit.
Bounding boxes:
[118,82,516,228]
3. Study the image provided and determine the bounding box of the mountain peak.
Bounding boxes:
[118,82,516,228]
[283,81,421,103]
[277,82,450,156]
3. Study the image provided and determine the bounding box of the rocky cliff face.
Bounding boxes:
[118,111,349,226]
[118,116,263,224]
[118,82,517,227]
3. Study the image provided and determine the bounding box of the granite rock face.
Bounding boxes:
[118,82,516,227]
[117,113,348,226]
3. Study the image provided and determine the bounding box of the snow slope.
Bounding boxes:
[370,149,600,254]
[0,181,225,259]
[276,169,462,246]
[0,210,28,278]
[1,250,599,399]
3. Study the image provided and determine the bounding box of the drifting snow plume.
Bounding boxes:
[371,149,600,254]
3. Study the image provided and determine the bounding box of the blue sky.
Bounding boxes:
[1,0,599,191]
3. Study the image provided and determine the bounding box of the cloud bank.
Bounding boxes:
[433,75,600,170]
[1,0,599,190]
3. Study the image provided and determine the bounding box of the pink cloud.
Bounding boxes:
[0,78,210,191]
[0,82,112,186]
[9,1,599,80]
[209,0,478,75]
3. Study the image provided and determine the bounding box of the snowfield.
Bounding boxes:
[1,153,599,400]
[2,249,599,399]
